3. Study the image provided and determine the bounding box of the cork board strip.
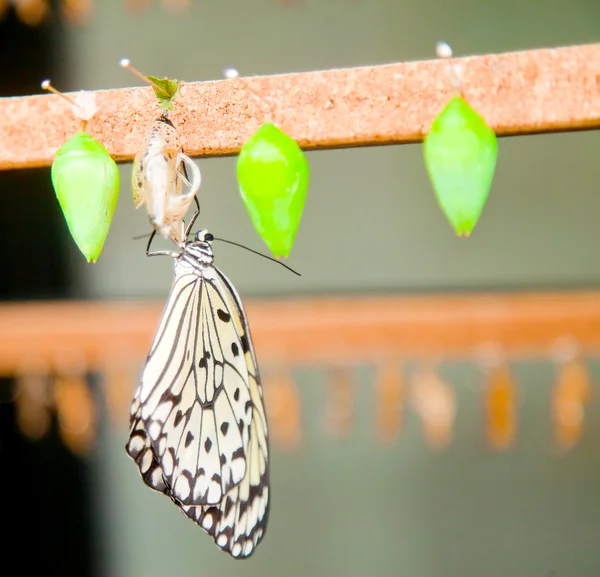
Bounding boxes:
[0,42,599,170]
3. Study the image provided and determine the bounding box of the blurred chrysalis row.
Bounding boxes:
[45,43,498,263]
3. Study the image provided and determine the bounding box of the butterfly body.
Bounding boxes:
[127,229,269,558]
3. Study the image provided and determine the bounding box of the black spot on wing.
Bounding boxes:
[126,419,169,496]
[174,410,184,427]
[185,431,194,448]
[217,309,231,322]
[240,334,250,354]
[159,388,182,405]
[204,278,250,388]
[238,482,267,519]
[220,421,229,435]
[224,496,234,517]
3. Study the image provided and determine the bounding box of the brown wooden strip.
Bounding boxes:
[1,43,599,170]
[0,291,600,375]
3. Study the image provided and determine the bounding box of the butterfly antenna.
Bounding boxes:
[211,237,301,277]
[132,232,152,240]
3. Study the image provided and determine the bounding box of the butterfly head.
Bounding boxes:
[194,230,214,244]
[178,229,215,273]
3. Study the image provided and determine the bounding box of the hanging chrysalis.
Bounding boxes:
[374,359,405,443]
[43,80,120,263]
[324,367,355,438]
[262,368,302,451]
[121,59,201,243]
[61,0,93,25]
[15,367,53,441]
[13,0,49,26]
[53,357,97,457]
[102,356,138,427]
[484,361,517,450]
[411,364,456,449]
[552,343,592,452]
[227,68,309,259]
[423,42,498,237]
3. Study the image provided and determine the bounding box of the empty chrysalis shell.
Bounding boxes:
[132,115,201,243]
[236,122,309,258]
[51,131,120,263]
[423,96,498,237]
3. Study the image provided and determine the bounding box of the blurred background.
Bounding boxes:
[1,1,600,576]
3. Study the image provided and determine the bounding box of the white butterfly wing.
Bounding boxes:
[126,264,269,558]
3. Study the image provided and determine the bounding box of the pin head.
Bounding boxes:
[435,41,453,59]
[223,67,240,80]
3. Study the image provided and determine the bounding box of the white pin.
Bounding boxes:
[435,40,463,93]
[41,79,99,130]
[222,66,278,121]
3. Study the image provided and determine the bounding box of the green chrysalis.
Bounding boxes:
[423,96,498,237]
[42,79,120,263]
[236,122,310,258]
[51,131,120,263]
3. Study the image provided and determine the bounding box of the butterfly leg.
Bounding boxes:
[184,202,200,239]
[146,229,178,258]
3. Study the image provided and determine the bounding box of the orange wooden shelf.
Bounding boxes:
[1,291,600,376]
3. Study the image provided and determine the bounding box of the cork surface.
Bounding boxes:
[1,43,599,170]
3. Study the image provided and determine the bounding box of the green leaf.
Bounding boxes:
[423,96,498,237]
[51,132,120,263]
[237,123,310,258]
[147,75,180,111]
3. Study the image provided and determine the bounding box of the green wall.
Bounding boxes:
[65,1,600,575]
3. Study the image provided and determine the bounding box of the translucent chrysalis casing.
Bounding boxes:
[132,114,201,243]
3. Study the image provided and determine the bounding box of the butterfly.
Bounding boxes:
[126,212,269,559]
[132,113,202,243]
